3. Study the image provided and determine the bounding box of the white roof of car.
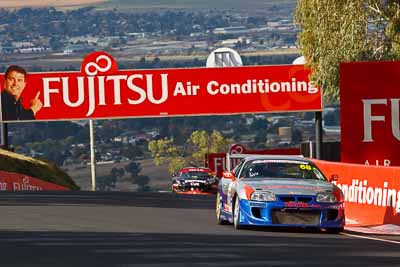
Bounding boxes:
[226,153,310,171]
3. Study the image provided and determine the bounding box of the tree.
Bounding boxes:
[125,162,141,177]
[254,129,267,146]
[137,57,147,68]
[294,0,400,103]
[291,128,303,144]
[111,167,125,178]
[124,162,150,192]
[96,175,117,191]
[148,138,185,174]
[120,144,143,160]
[49,36,64,51]
[148,130,232,174]
[188,130,232,165]
[132,175,150,192]
[97,168,124,191]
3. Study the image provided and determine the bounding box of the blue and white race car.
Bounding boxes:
[216,155,345,233]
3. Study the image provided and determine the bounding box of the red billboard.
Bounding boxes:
[0,51,322,122]
[340,61,400,167]
[0,170,69,191]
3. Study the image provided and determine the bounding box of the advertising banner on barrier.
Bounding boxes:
[0,51,322,122]
[0,170,69,191]
[312,159,400,226]
[340,61,400,167]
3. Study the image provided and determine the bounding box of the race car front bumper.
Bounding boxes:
[237,197,345,229]
[172,183,218,194]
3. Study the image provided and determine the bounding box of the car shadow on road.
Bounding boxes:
[243,225,327,234]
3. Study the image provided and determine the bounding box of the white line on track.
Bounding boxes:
[342,233,400,244]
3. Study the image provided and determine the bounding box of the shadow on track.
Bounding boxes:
[0,230,399,267]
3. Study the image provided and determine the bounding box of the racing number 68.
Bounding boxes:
[299,164,312,170]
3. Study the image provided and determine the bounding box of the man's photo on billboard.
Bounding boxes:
[1,65,42,121]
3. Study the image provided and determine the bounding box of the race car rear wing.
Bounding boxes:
[225,153,304,171]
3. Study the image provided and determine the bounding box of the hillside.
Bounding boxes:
[0,0,105,8]
[64,159,170,191]
[0,149,79,190]
[98,0,297,12]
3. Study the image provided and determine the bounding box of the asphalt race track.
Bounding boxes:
[0,191,399,267]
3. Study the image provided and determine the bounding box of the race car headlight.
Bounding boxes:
[316,192,337,203]
[251,191,276,202]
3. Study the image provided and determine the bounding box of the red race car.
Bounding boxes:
[171,167,218,195]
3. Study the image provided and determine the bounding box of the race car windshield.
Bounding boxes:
[181,171,213,179]
[242,160,327,181]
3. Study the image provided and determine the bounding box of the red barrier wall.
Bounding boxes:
[0,170,69,191]
[312,159,400,226]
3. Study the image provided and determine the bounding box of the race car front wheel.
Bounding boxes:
[216,192,229,225]
[233,195,244,230]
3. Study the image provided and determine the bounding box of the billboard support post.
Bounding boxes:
[89,119,96,191]
[315,111,323,159]
[1,123,8,149]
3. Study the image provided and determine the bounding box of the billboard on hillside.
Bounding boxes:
[0,51,322,122]
[0,170,69,191]
[340,61,400,167]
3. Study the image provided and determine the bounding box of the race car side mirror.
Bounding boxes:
[222,171,235,181]
[328,174,339,182]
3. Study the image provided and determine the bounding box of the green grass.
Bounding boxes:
[97,0,297,12]
[0,149,80,190]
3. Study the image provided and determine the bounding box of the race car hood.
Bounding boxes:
[241,178,334,196]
